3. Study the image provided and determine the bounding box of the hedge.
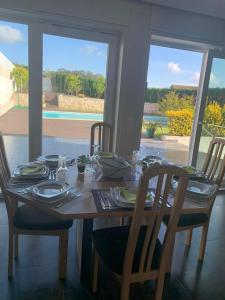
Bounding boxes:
[166,109,193,136]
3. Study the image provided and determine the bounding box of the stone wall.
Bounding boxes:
[143,103,159,114]
[11,92,160,115]
[58,94,104,113]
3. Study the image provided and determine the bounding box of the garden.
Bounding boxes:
[143,90,225,139]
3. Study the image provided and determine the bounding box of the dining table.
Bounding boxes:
[4,162,213,287]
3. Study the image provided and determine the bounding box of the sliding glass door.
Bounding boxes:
[27,24,118,160]
[140,44,203,165]
[196,54,225,169]
[42,33,109,157]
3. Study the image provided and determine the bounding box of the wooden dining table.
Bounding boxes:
[4,164,212,287]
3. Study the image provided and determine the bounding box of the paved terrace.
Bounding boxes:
[0,108,189,170]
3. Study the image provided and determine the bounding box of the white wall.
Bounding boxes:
[0,52,15,115]
[0,0,225,156]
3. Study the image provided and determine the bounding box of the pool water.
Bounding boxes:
[43,111,103,121]
[43,111,168,124]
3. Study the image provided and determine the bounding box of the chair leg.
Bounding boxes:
[14,233,19,258]
[198,224,209,261]
[92,248,99,293]
[59,230,69,280]
[119,217,124,226]
[8,229,14,277]
[120,279,130,300]
[166,235,175,273]
[185,229,193,246]
[155,272,166,300]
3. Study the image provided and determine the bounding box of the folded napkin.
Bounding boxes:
[100,157,129,169]
[121,189,136,202]
[20,165,44,175]
[120,188,152,203]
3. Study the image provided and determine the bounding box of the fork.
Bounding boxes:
[101,192,112,209]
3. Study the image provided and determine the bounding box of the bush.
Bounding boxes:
[166,109,193,136]
[203,102,225,136]
[160,91,194,113]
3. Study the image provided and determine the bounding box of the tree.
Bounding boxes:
[159,91,194,113]
[93,76,105,98]
[65,74,81,95]
[11,65,28,92]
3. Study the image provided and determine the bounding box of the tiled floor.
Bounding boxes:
[0,191,225,300]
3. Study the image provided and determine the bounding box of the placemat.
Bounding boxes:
[92,189,133,212]
[92,189,155,212]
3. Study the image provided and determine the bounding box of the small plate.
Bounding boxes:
[29,181,71,201]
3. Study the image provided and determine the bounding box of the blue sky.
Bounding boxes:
[147,46,203,88]
[0,20,224,88]
[43,34,107,75]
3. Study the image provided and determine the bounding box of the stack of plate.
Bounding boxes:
[13,163,49,181]
[38,154,75,167]
[38,154,63,167]
[172,180,218,201]
[110,187,153,208]
[28,181,71,205]
[99,157,131,178]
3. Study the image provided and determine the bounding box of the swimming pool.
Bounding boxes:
[43,111,168,124]
[43,111,103,121]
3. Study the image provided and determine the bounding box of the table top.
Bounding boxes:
[5,165,212,220]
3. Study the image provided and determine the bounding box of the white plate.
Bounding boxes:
[110,188,153,207]
[172,180,217,197]
[29,181,71,201]
[187,180,217,196]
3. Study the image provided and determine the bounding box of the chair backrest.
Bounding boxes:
[123,165,188,278]
[201,138,225,185]
[0,132,10,190]
[90,122,113,155]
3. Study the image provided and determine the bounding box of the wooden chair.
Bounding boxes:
[92,165,189,300]
[164,138,225,262]
[90,122,113,155]
[0,133,73,279]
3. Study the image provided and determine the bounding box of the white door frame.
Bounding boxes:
[189,49,225,166]
[29,23,119,160]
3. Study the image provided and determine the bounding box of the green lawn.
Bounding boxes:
[155,126,170,137]
[142,126,170,138]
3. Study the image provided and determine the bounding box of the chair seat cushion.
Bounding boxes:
[13,205,73,230]
[163,213,208,227]
[92,226,161,275]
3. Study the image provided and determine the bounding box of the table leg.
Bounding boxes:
[80,218,94,286]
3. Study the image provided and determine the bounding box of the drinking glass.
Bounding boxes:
[132,150,140,164]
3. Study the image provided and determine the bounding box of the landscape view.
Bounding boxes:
[0,20,225,167]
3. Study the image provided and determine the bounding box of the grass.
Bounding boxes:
[155,126,170,137]
[142,125,170,138]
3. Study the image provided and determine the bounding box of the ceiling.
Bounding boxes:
[139,0,225,20]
